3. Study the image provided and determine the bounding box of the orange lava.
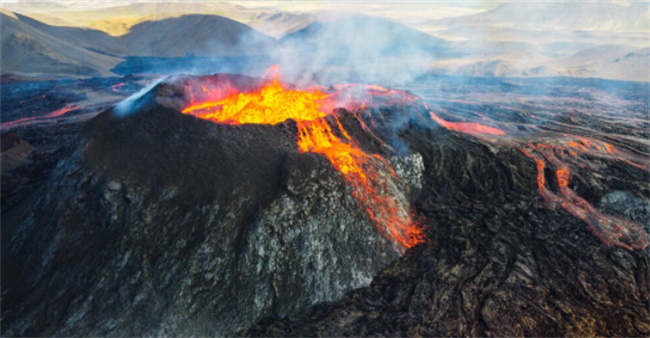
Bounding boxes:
[521,144,648,250]
[428,111,506,136]
[182,74,328,125]
[181,67,423,250]
[111,83,126,92]
[45,104,80,118]
[422,101,646,250]
[2,104,80,128]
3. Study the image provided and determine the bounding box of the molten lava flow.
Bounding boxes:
[296,118,423,248]
[111,83,126,92]
[183,75,328,125]
[423,102,647,250]
[181,68,423,250]
[521,144,648,250]
[427,109,506,136]
[2,104,80,129]
[2,117,34,127]
[44,104,80,118]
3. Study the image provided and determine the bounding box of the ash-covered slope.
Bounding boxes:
[0,12,122,76]
[282,14,447,62]
[0,12,278,76]
[121,15,278,57]
[0,75,422,336]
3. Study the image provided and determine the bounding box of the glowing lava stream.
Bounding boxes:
[521,145,648,250]
[423,103,648,250]
[1,104,80,128]
[182,68,423,250]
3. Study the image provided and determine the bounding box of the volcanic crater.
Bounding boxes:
[2,72,429,336]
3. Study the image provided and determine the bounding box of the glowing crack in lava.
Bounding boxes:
[1,104,81,129]
[423,103,648,250]
[427,110,506,136]
[520,141,648,250]
[182,67,423,250]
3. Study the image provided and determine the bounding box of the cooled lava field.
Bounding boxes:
[1,70,649,336]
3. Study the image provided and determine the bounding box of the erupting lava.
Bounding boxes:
[180,66,647,251]
[181,66,423,249]
[182,67,328,125]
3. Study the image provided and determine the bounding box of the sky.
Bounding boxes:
[0,0,498,10]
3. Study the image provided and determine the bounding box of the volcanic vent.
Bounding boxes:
[2,68,427,336]
[178,65,423,249]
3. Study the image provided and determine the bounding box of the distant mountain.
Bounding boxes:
[447,40,550,62]
[1,6,647,83]
[283,14,448,60]
[554,44,638,68]
[442,45,649,82]
[1,12,279,76]
[428,2,649,32]
[11,13,123,55]
[248,12,314,38]
[2,2,257,36]
[276,14,451,84]
[562,47,650,82]
[120,15,278,57]
[1,12,122,76]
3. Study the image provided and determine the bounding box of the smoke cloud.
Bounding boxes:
[260,13,447,87]
[114,76,168,116]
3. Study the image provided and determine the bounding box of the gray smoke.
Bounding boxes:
[259,13,448,87]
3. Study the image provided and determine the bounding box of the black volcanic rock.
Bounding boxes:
[1,79,424,336]
[243,116,650,337]
[600,190,650,225]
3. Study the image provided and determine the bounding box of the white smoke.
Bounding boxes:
[114,76,168,116]
[236,12,447,87]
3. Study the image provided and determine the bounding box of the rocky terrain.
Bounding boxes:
[2,72,648,336]
[245,115,650,336]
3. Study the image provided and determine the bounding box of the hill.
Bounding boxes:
[277,14,451,84]
[427,2,649,33]
[120,15,277,57]
[1,12,278,76]
[1,12,122,76]
[283,14,446,58]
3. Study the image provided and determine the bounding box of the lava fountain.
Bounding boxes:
[182,66,424,250]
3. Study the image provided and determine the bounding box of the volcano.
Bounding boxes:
[2,69,649,336]
[1,70,427,336]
